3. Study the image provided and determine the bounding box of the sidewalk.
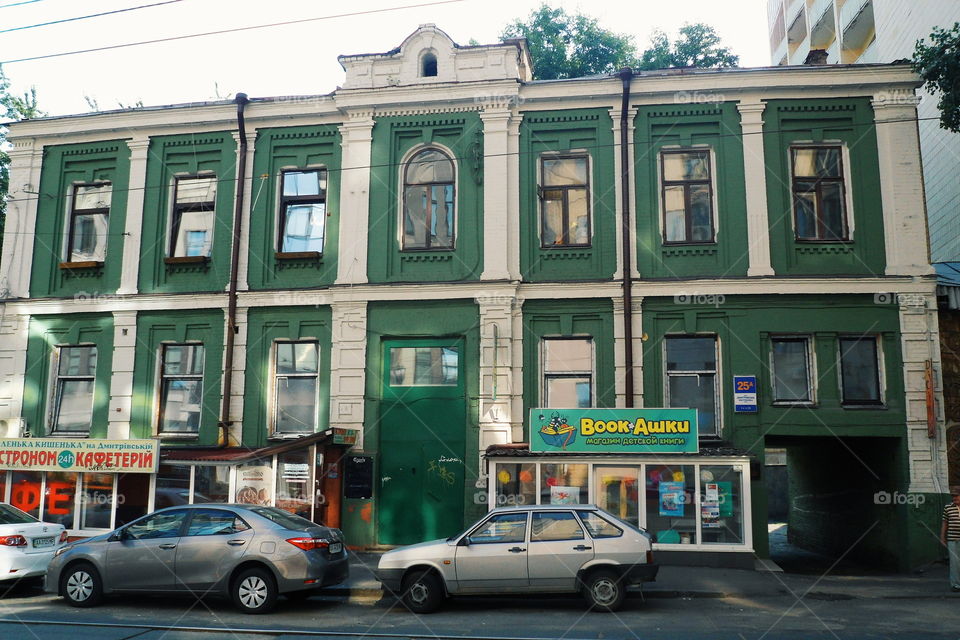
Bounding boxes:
[329,551,960,602]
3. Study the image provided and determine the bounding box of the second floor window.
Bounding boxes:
[665,336,719,437]
[791,146,848,241]
[170,176,217,258]
[540,155,590,247]
[403,149,455,250]
[770,336,813,404]
[661,150,713,243]
[67,183,111,263]
[279,170,326,254]
[52,345,97,435]
[159,344,205,435]
[542,338,593,408]
[273,341,319,435]
[839,336,882,406]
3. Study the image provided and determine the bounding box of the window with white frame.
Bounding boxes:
[541,338,593,408]
[838,335,883,406]
[273,341,319,435]
[51,345,98,435]
[158,344,205,434]
[791,146,849,241]
[67,183,111,263]
[278,170,326,254]
[660,150,714,244]
[539,155,590,247]
[402,148,455,250]
[770,336,814,404]
[665,336,719,437]
[170,176,217,257]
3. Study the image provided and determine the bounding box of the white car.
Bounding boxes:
[0,503,68,584]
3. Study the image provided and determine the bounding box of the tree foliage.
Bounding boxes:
[500,4,739,80]
[1,65,44,256]
[913,22,960,133]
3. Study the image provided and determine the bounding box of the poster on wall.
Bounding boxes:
[658,481,685,517]
[717,481,734,517]
[550,486,580,504]
[236,462,272,505]
[530,408,698,454]
[702,482,721,528]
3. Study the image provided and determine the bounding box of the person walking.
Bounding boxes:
[942,491,960,592]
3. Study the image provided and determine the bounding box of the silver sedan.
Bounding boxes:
[45,504,348,614]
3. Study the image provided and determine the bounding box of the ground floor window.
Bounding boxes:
[491,457,749,549]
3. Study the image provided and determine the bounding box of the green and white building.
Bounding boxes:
[0,25,949,569]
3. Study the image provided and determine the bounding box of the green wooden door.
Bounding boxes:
[378,339,466,545]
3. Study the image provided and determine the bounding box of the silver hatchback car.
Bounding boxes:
[45,504,348,614]
[376,504,658,613]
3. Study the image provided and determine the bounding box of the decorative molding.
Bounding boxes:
[400,253,453,263]
[647,107,723,118]
[525,113,601,124]
[795,244,855,255]
[376,105,482,118]
[540,251,592,261]
[267,128,339,141]
[777,104,856,113]
[162,135,230,148]
[662,246,719,258]
[61,144,122,156]
[391,116,468,128]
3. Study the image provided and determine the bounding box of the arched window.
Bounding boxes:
[421,51,438,77]
[403,148,455,250]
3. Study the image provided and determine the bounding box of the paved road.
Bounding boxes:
[0,582,957,640]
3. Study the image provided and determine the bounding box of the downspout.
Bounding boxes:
[219,92,249,447]
[618,68,635,408]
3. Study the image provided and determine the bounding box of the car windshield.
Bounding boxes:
[0,503,37,525]
[248,506,316,530]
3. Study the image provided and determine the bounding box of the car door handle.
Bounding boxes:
[573,545,592,551]
[227,539,247,546]
[158,543,177,550]
[508,546,526,553]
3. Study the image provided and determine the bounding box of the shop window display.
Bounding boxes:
[155,464,193,508]
[44,472,78,529]
[81,473,114,529]
[115,473,150,526]
[494,463,536,507]
[10,471,43,518]
[276,450,312,519]
[645,464,696,544]
[194,465,230,504]
[539,463,588,505]
[594,466,639,526]
[699,465,744,544]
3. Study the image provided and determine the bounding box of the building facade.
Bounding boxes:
[767,0,960,262]
[0,25,949,569]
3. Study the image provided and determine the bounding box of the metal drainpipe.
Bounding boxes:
[618,68,635,408]
[219,92,249,447]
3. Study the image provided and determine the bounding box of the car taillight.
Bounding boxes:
[0,535,27,547]
[59,531,68,543]
[286,537,331,551]
[646,550,655,564]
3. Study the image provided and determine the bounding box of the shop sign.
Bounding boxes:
[333,428,358,446]
[236,462,272,505]
[733,376,758,413]
[0,438,158,473]
[530,408,698,454]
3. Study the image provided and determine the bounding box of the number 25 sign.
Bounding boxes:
[733,376,757,413]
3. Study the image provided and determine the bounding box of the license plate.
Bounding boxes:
[329,542,342,554]
[32,537,54,548]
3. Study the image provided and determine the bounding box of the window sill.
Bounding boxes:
[268,433,313,441]
[158,433,200,440]
[58,261,103,270]
[771,401,816,408]
[840,403,886,410]
[275,251,322,260]
[48,432,91,438]
[164,256,210,265]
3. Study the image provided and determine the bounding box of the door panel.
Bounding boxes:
[454,512,529,593]
[378,339,466,545]
[174,509,253,591]
[105,509,187,591]
[527,511,593,590]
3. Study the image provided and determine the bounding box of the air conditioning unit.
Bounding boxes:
[0,417,27,438]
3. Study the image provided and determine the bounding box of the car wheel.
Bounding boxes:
[582,569,625,612]
[401,570,444,614]
[231,567,277,614]
[61,563,104,608]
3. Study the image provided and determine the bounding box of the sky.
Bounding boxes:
[0,0,772,117]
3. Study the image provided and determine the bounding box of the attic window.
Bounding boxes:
[421,51,438,77]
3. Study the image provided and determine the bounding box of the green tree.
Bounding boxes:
[913,22,960,132]
[0,65,43,257]
[638,23,739,70]
[501,4,637,80]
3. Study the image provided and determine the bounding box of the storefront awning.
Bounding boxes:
[161,429,354,465]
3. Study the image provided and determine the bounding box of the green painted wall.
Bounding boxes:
[241,306,332,448]
[763,99,886,275]
[367,114,483,283]
[22,314,114,438]
[634,103,749,278]
[130,309,224,445]
[30,141,131,298]
[247,125,341,290]
[138,132,237,293]
[347,300,480,545]
[521,299,616,428]
[519,109,617,282]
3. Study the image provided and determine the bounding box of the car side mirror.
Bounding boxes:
[109,528,126,542]
[458,537,471,547]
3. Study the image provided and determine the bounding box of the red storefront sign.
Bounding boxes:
[0,439,158,473]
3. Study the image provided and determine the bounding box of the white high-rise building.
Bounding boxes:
[767,0,960,262]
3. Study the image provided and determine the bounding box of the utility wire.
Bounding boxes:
[0,0,186,35]
[0,0,468,65]
[0,0,44,9]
